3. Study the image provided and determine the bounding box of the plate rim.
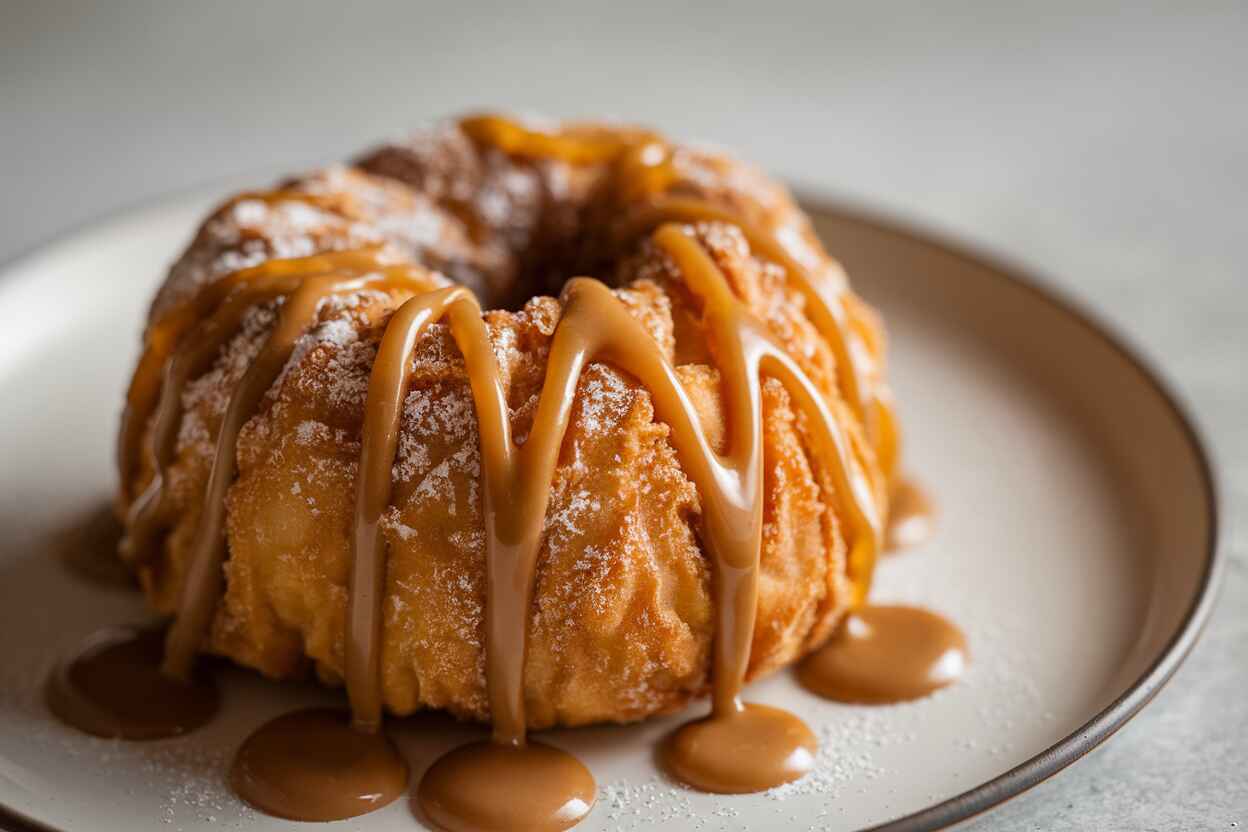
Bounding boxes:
[795,187,1225,832]
[0,184,1225,832]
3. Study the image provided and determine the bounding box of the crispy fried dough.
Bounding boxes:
[123,118,888,728]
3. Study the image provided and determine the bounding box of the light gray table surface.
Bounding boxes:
[2,1,1244,829]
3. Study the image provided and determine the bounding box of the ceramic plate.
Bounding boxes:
[0,190,1221,831]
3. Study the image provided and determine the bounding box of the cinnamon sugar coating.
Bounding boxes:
[122,118,887,728]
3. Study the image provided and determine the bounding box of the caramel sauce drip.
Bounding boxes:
[117,248,418,506]
[885,477,937,551]
[123,287,294,565]
[348,284,488,732]
[632,199,887,598]
[112,252,437,821]
[45,626,218,740]
[119,251,436,568]
[461,113,899,493]
[407,222,878,813]
[230,708,408,822]
[797,605,968,704]
[155,263,440,681]
[460,114,662,166]
[418,741,596,832]
[83,114,905,824]
[661,703,816,794]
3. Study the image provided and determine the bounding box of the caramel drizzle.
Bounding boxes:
[118,248,411,506]
[116,249,439,677]
[120,253,442,567]
[348,284,491,731]
[625,197,897,586]
[347,224,877,739]
[122,116,885,751]
[461,114,899,493]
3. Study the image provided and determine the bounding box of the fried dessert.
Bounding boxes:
[116,114,897,734]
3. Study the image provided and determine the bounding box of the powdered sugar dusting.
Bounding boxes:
[393,381,480,489]
[574,371,634,438]
[174,302,279,465]
[599,779,700,828]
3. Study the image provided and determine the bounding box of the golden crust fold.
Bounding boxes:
[123,119,885,728]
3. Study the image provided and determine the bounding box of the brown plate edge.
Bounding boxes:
[0,187,1224,832]
[794,187,1226,832]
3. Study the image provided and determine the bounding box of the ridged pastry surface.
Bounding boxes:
[122,117,889,728]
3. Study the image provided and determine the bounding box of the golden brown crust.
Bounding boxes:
[123,117,885,728]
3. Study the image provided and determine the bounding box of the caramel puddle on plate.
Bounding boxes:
[885,478,937,552]
[229,708,409,822]
[798,605,968,704]
[45,626,218,740]
[660,702,817,794]
[417,740,596,832]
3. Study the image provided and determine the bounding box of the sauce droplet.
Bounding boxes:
[798,605,968,703]
[230,708,408,822]
[45,626,218,740]
[660,702,816,794]
[885,479,936,552]
[418,740,596,832]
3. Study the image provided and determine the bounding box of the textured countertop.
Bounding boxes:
[2,1,1244,828]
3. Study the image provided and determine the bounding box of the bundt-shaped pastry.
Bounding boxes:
[118,114,895,730]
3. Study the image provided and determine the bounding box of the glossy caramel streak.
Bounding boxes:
[629,198,902,493]
[640,197,901,497]
[653,226,880,610]
[460,113,649,165]
[476,108,893,553]
[456,114,898,484]
[121,254,437,563]
[645,226,877,791]
[123,288,290,566]
[350,225,878,742]
[348,285,486,732]
[632,199,861,405]
[537,226,878,732]
[160,267,435,680]
[873,384,902,490]
[348,276,566,743]
[117,248,402,492]
[523,270,763,729]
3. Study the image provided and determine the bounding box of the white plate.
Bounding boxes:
[0,190,1221,831]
